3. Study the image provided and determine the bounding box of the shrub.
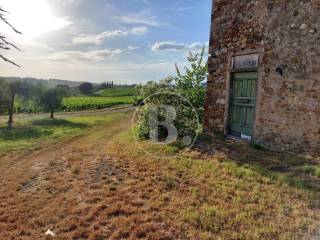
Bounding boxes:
[136,47,207,141]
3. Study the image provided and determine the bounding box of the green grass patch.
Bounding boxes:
[301,165,320,178]
[62,96,133,111]
[95,87,138,97]
[0,113,127,155]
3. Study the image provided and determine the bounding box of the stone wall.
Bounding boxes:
[204,0,320,154]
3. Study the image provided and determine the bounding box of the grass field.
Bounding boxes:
[0,111,319,239]
[62,96,134,111]
[0,112,129,156]
[95,87,138,97]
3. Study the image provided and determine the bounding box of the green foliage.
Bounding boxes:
[4,80,33,129]
[79,82,94,95]
[55,84,71,96]
[0,79,41,115]
[173,47,207,119]
[302,165,320,178]
[1,78,133,116]
[15,98,41,113]
[136,95,199,140]
[136,47,207,141]
[39,87,67,118]
[136,77,174,101]
[62,96,133,111]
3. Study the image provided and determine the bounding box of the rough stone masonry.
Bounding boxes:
[204,0,320,154]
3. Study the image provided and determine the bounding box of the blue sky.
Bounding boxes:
[1,0,211,84]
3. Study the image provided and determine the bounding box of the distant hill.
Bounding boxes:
[1,77,85,88]
[48,79,85,88]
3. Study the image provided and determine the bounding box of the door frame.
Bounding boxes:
[223,48,264,142]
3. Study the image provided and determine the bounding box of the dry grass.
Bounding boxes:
[106,132,320,240]
[0,111,319,239]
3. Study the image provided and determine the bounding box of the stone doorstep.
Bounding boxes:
[226,134,252,142]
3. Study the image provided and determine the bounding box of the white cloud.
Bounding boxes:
[166,6,196,12]
[118,10,161,27]
[119,16,160,27]
[188,42,203,49]
[47,44,140,62]
[55,0,83,7]
[131,26,148,35]
[72,26,148,45]
[47,49,124,62]
[73,30,129,45]
[128,45,140,51]
[151,41,207,51]
[151,41,185,51]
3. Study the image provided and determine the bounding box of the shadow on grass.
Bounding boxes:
[0,119,88,141]
[31,118,87,128]
[0,127,54,141]
[194,134,320,193]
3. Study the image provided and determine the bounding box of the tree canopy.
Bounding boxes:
[39,87,66,119]
[79,82,94,95]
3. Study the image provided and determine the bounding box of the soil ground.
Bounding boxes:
[0,109,319,240]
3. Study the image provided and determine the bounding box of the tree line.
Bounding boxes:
[0,79,123,130]
[0,79,72,130]
[100,81,114,89]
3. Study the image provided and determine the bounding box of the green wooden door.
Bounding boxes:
[229,72,257,137]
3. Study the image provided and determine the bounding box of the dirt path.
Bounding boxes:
[0,113,179,240]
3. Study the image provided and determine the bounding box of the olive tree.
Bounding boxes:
[39,87,66,119]
[6,81,30,130]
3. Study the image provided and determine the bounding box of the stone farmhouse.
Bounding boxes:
[204,0,320,153]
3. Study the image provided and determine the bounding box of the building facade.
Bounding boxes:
[204,0,320,153]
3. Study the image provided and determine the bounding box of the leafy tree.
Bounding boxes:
[6,81,30,130]
[136,47,207,140]
[173,46,207,119]
[39,87,66,119]
[15,82,46,113]
[79,82,93,95]
[55,84,71,97]
[0,6,21,67]
[135,77,173,102]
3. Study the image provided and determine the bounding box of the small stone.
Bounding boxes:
[300,23,307,30]
[45,229,55,237]
[309,28,317,33]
